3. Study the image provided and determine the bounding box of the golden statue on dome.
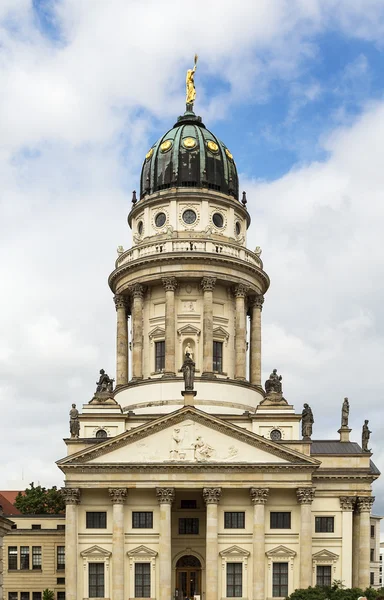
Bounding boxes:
[186,54,198,111]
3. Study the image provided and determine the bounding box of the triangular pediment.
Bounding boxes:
[213,326,229,340]
[57,406,320,470]
[220,545,250,557]
[127,545,158,557]
[80,545,111,558]
[312,549,339,561]
[266,545,296,558]
[177,324,201,336]
[149,326,165,339]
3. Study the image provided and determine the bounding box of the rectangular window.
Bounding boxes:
[20,546,30,570]
[57,524,65,530]
[86,511,107,529]
[270,512,291,529]
[155,341,165,372]
[226,563,242,597]
[32,546,42,570]
[132,511,153,528]
[370,572,375,585]
[20,594,30,600]
[273,562,288,597]
[57,594,65,600]
[224,512,245,529]
[179,518,199,534]
[315,516,334,533]
[32,594,42,600]
[31,524,41,530]
[8,595,17,600]
[135,562,151,598]
[57,546,65,570]
[317,565,332,587]
[89,562,104,598]
[371,525,375,538]
[180,499,197,509]
[213,341,223,372]
[371,549,375,562]
[57,578,65,584]
[8,546,17,570]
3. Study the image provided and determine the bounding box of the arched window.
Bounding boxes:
[96,429,108,439]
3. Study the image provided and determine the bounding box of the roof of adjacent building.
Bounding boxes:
[311,440,363,454]
[0,491,22,516]
[140,111,239,199]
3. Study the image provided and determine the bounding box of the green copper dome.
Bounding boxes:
[140,112,239,200]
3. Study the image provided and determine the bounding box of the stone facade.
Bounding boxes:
[57,107,379,600]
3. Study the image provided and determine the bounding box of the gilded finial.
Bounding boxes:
[186,54,198,112]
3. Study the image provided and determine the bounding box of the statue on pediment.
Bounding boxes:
[69,404,80,438]
[362,419,371,452]
[96,369,114,393]
[341,397,349,428]
[265,369,282,395]
[302,403,314,439]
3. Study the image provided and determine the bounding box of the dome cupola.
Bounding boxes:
[140,111,239,200]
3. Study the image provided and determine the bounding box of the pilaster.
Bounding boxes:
[130,283,145,380]
[234,284,248,380]
[296,487,315,589]
[62,488,80,600]
[201,276,216,377]
[162,277,177,376]
[109,488,128,600]
[250,487,269,600]
[114,294,129,386]
[249,295,264,385]
[156,488,175,600]
[339,496,355,588]
[357,496,375,590]
[203,488,221,600]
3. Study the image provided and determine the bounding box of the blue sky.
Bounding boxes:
[1,0,384,519]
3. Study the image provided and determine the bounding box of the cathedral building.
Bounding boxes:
[57,77,379,600]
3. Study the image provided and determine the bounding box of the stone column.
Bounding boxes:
[156,488,175,600]
[114,295,129,386]
[296,488,315,589]
[201,277,216,377]
[109,488,128,600]
[250,488,269,600]
[203,487,221,600]
[162,278,177,376]
[130,283,145,380]
[339,497,355,588]
[357,496,375,590]
[62,488,80,600]
[234,285,248,380]
[352,507,360,588]
[249,295,264,386]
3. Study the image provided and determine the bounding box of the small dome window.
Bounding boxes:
[182,209,197,225]
[235,221,241,236]
[137,221,143,235]
[155,212,166,228]
[270,429,282,441]
[96,429,108,439]
[212,213,224,228]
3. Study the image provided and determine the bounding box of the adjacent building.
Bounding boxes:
[56,94,380,600]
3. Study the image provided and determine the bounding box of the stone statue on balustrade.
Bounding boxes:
[181,352,195,391]
[362,419,371,452]
[302,403,314,439]
[260,368,287,405]
[96,369,114,393]
[69,404,80,438]
[341,397,350,428]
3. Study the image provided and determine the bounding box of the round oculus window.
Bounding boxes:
[182,209,197,225]
[212,212,224,228]
[96,429,108,439]
[270,429,282,441]
[235,221,241,236]
[155,212,166,227]
[183,137,197,149]
[160,140,172,152]
[137,221,143,235]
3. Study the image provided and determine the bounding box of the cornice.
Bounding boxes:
[109,253,270,293]
[59,462,318,473]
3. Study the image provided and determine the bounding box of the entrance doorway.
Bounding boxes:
[176,555,202,600]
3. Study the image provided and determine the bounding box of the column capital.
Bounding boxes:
[203,487,222,504]
[156,487,175,504]
[339,496,356,511]
[61,487,81,505]
[357,496,375,512]
[130,283,145,299]
[296,487,315,504]
[108,488,128,504]
[250,487,269,504]
[233,284,249,298]
[113,294,128,311]
[201,276,216,292]
[250,294,264,310]
[162,277,177,292]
